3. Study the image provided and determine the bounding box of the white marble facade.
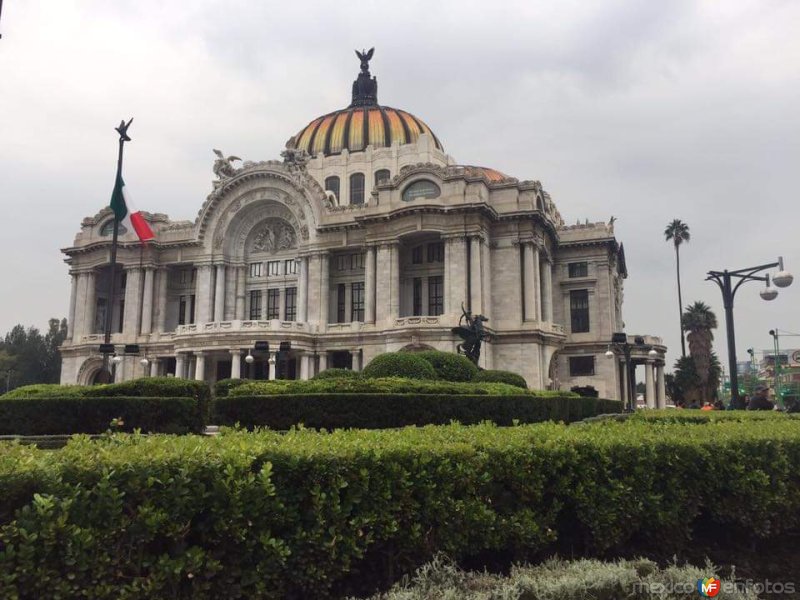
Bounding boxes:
[60,57,665,401]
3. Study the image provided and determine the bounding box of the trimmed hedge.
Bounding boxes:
[414,350,478,382]
[311,368,361,381]
[474,369,528,389]
[228,377,527,397]
[2,419,800,598]
[0,377,210,435]
[214,378,251,398]
[214,394,622,429]
[0,396,202,435]
[362,352,436,380]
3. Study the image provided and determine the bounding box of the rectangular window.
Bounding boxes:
[189,295,195,324]
[569,356,595,376]
[412,246,423,265]
[351,282,365,322]
[413,278,423,316]
[249,290,262,320]
[427,242,444,263]
[350,253,365,270]
[336,255,348,271]
[337,283,346,323]
[284,259,297,275]
[266,261,280,276]
[568,262,588,278]
[178,295,187,325]
[284,287,297,321]
[267,289,280,319]
[570,289,590,333]
[428,275,443,316]
[118,299,125,333]
[249,262,263,277]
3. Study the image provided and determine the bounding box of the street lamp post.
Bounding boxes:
[769,329,782,406]
[706,257,793,409]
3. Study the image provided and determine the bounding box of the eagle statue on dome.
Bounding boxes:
[212,149,241,181]
[352,47,378,106]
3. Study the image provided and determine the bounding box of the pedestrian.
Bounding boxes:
[747,385,775,411]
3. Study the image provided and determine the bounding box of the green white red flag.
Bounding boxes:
[110,172,154,242]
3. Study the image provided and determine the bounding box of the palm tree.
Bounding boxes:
[682,301,718,401]
[664,219,691,357]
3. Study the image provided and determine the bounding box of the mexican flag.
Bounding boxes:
[110,172,154,242]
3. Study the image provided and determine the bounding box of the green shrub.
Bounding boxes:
[214,394,622,429]
[0,396,202,435]
[0,377,210,435]
[311,368,361,380]
[1,419,799,598]
[228,377,528,396]
[474,369,528,389]
[371,556,752,600]
[214,378,251,398]
[413,350,478,382]
[362,352,436,380]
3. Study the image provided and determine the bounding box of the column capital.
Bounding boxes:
[122,264,143,272]
[229,348,243,356]
[194,351,206,358]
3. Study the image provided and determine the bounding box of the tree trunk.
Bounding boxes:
[675,244,686,357]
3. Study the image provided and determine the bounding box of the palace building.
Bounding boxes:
[60,50,667,403]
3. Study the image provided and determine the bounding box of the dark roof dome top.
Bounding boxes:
[292,48,443,157]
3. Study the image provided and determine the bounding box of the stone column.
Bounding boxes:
[84,271,97,335]
[175,353,186,379]
[534,246,542,321]
[446,238,468,320]
[645,361,656,409]
[122,267,142,335]
[155,268,168,333]
[656,364,666,409]
[620,359,629,405]
[319,352,328,373]
[195,265,213,324]
[195,352,206,381]
[67,273,78,340]
[481,238,492,321]
[214,264,226,322]
[376,244,393,323]
[364,246,376,323]
[140,267,155,335]
[230,349,241,379]
[149,358,159,377]
[319,253,330,327]
[72,273,87,338]
[470,237,483,315]
[235,266,246,320]
[523,243,536,321]
[541,257,553,322]
[351,349,362,371]
[300,353,311,380]
[268,353,276,380]
[297,258,308,323]
[390,245,400,320]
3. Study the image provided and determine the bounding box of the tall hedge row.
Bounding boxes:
[0,378,210,435]
[1,419,800,598]
[213,394,621,430]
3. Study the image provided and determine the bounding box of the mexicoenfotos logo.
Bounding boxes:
[697,577,721,597]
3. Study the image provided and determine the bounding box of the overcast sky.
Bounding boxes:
[1,0,798,372]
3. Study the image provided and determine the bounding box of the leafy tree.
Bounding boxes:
[0,318,67,392]
[664,219,690,357]
[673,352,721,405]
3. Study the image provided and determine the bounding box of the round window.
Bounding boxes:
[402,180,441,202]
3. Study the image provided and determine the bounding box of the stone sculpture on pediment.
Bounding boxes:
[212,149,242,183]
[250,219,297,254]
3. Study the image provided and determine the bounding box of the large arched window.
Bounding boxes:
[402,179,441,202]
[100,219,128,236]
[374,169,390,186]
[350,173,365,205]
[324,176,340,202]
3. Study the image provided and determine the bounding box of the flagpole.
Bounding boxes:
[101,118,133,382]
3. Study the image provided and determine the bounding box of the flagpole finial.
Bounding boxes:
[115,118,133,142]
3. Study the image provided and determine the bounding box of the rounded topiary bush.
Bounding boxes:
[362,352,437,380]
[312,368,361,380]
[414,350,478,382]
[474,369,528,389]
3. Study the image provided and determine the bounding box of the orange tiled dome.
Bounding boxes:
[293,106,443,157]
